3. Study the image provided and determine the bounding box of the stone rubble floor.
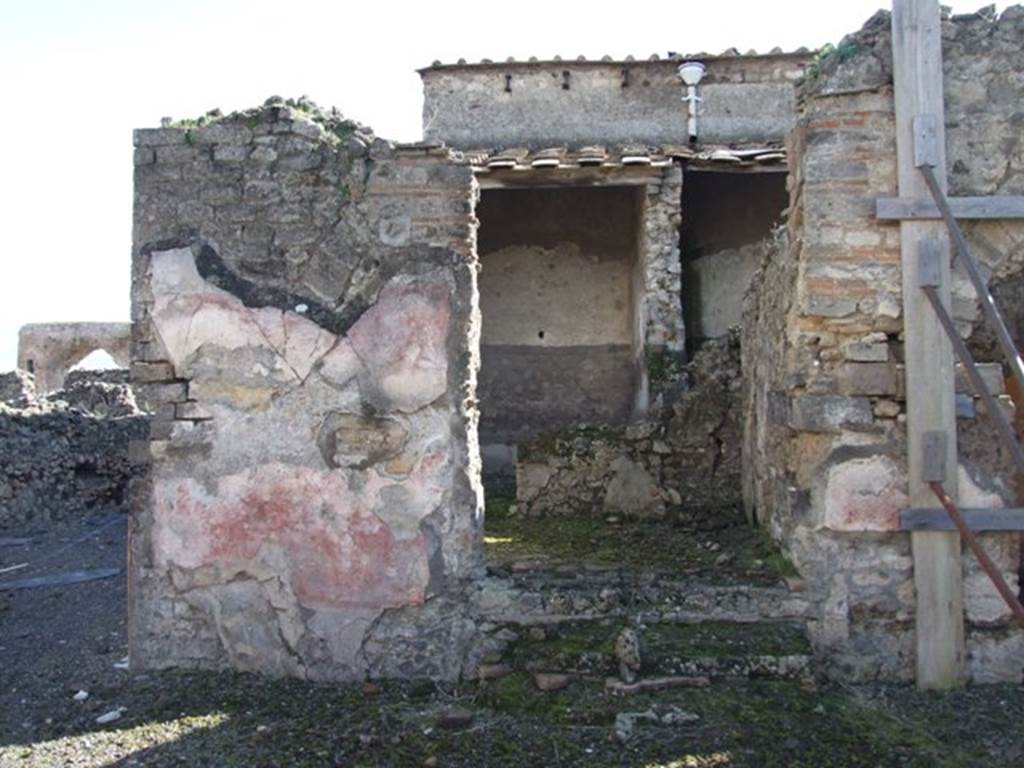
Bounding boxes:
[2,510,1024,767]
[483,496,798,584]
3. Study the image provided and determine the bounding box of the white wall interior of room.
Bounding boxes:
[475,185,644,483]
[680,168,789,352]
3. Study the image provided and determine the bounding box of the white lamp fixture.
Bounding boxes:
[677,61,706,143]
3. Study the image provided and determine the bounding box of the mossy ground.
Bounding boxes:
[3,669,1021,767]
[484,495,798,584]
[3,514,1022,767]
[507,621,620,676]
[642,621,812,659]
[502,621,811,679]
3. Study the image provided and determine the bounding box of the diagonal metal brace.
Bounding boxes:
[917,163,1024,394]
[918,239,1024,477]
[929,481,1024,628]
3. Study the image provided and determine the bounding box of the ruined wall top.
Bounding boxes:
[18,322,131,394]
[420,51,814,150]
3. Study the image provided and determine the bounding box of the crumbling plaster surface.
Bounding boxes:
[130,100,486,680]
[18,322,131,394]
[421,55,812,150]
[742,7,1024,682]
[480,242,633,347]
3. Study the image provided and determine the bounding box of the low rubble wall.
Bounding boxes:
[0,369,146,527]
[515,334,742,518]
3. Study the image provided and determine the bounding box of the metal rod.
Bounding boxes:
[929,481,1024,628]
[919,165,1024,393]
[921,284,1024,476]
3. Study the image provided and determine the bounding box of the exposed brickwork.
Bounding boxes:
[742,7,1024,682]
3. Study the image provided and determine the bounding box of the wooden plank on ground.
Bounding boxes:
[876,195,1024,220]
[892,0,965,689]
[901,507,1024,531]
[0,537,34,547]
[0,567,121,591]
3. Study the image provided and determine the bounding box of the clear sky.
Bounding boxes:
[0,0,1000,370]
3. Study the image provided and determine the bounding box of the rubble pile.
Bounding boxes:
[0,369,146,527]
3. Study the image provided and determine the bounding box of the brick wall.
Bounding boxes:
[743,7,1024,682]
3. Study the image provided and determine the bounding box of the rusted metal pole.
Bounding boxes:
[929,481,1024,627]
[919,165,1024,393]
[921,284,1024,477]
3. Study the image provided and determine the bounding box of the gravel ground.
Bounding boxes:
[1,511,128,748]
[1,513,1023,768]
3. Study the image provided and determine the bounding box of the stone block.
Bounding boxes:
[134,128,184,146]
[603,456,664,519]
[802,294,858,318]
[821,455,906,531]
[143,381,188,405]
[213,144,248,163]
[844,341,888,362]
[156,145,204,165]
[130,361,176,384]
[175,401,213,421]
[191,124,253,145]
[790,395,873,433]
[955,393,976,419]
[954,363,1005,397]
[149,421,174,440]
[134,147,155,166]
[835,363,900,397]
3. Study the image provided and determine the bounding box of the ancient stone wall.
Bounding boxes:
[421,54,812,150]
[0,369,145,527]
[517,334,742,518]
[742,7,1024,682]
[129,99,485,680]
[18,322,131,394]
[637,165,687,396]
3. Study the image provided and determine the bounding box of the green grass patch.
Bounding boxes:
[4,669,1019,767]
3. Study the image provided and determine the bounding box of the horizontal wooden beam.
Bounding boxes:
[901,507,1024,531]
[682,162,788,175]
[475,166,663,189]
[877,195,1024,220]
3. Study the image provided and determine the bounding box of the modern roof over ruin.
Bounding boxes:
[418,48,815,73]
[467,144,787,173]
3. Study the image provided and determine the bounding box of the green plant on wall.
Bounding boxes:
[806,40,860,80]
[645,346,684,386]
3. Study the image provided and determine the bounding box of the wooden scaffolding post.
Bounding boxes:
[892,0,965,688]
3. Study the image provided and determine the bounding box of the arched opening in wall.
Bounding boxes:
[70,349,121,372]
[474,183,644,494]
[64,348,127,389]
[680,168,789,356]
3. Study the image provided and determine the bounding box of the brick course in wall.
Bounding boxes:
[742,7,1024,682]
